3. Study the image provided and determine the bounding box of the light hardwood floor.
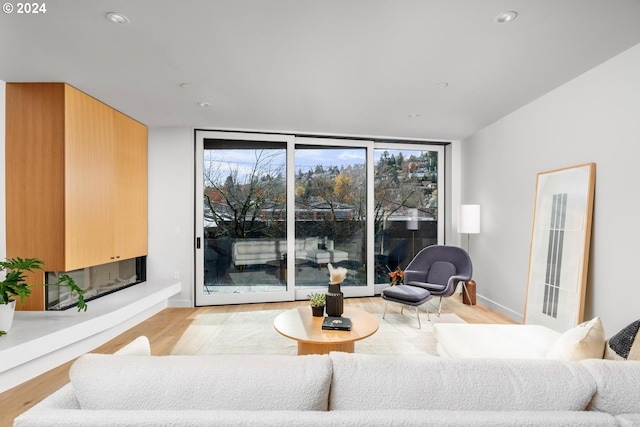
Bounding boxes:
[0,295,515,426]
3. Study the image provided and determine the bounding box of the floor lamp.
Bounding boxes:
[458,204,480,253]
[406,208,418,258]
[458,204,480,305]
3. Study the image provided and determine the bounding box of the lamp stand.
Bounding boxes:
[412,231,415,258]
[458,203,480,307]
[463,233,476,306]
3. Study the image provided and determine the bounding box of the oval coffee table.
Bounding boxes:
[273,306,379,355]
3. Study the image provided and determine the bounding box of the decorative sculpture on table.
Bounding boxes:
[326,263,347,317]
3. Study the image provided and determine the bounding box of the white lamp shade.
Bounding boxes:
[458,204,480,234]
[406,208,418,230]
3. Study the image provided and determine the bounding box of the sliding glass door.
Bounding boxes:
[195,132,295,306]
[195,131,444,305]
[293,139,370,299]
[373,144,444,290]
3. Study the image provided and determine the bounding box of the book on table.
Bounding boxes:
[322,316,352,331]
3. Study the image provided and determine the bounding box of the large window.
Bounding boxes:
[294,144,367,289]
[202,141,287,294]
[373,148,440,285]
[195,131,444,305]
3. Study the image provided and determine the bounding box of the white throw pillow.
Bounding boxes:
[113,336,151,356]
[546,317,605,361]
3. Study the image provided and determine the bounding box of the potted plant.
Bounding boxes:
[388,268,404,286]
[307,292,326,317]
[0,257,87,336]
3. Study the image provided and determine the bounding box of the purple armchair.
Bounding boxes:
[404,245,473,315]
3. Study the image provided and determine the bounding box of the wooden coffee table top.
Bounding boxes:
[273,306,379,346]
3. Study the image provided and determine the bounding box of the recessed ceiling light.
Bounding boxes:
[495,11,518,23]
[408,114,420,118]
[197,101,211,108]
[179,83,192,88]
[437,82,449,88]
[106,12,130,24]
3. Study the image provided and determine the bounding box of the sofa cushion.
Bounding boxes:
[295,239,306,251]
[616,414,640,426]
[304,237,318,251]
[603,319,640,360]
[237,240,278,255]
[12,409,620,427]
[70,354,331,411]
[546,317,605,361]
[329,352,595,411]
[434,324,560,358]
[580,359,640,415]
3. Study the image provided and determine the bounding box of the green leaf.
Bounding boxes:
[1,257,88,312]
[57,274,88,312]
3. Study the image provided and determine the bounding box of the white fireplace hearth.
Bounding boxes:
[0,279,181,393]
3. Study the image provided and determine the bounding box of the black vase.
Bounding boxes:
[311,305,325,317]
[325,283,344,317]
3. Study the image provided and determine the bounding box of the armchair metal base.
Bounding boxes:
[429,281,474,317]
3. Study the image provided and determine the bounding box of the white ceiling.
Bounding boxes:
[2,0,640,141]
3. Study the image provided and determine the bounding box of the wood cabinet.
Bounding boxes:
[5,83,148,309]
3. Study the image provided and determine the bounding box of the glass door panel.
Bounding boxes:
[195,131,295,305]
[293,140,369,298]
[373,147,443,286]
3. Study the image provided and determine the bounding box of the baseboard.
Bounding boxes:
[476,294,523,323]
[167,298,192,308]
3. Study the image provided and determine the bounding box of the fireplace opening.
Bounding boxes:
[45,256,147,311]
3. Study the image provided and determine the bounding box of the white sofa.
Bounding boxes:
[232,237,348,267]
[434,317,607,360]
[434,323,562,358]
[13,336,640,427]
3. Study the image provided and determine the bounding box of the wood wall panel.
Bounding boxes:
[113,110,148,260]
[5,83,148,310]
[64,85,116,270]
[6,83,66,273]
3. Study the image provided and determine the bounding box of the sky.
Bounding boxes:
[204,148,429,183]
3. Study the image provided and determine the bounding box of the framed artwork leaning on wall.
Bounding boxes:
[524,163,596,332]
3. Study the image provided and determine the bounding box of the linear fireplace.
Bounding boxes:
[45,256,147,310]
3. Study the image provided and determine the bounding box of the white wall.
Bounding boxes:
[463,42,640,336]
[147,127,194,307]
[0,80,5,261]
[446,140,463,246]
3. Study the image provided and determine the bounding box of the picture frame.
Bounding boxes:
[524,163,596,331]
